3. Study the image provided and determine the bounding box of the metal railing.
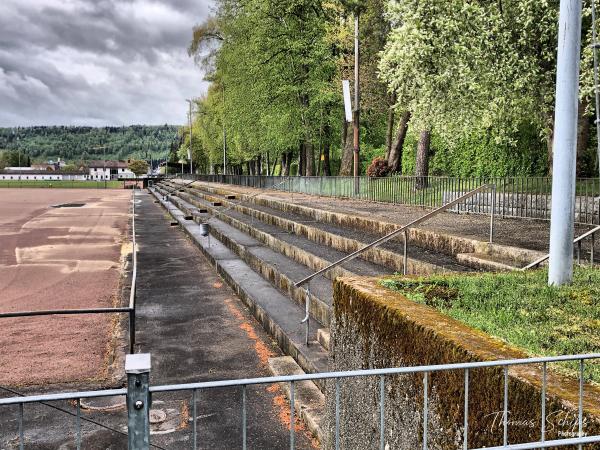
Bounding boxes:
[0,190,139,354]
[293,184,495,344]
[191,174,600,225]
[522,224,600,270]
[1,352,599,449]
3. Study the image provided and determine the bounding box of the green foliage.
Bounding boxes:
[401,127,548,177]
[128,159,149,176]
[184,0,600,176]
[381,267,600,382]
[0,149,30,168]
[0,126,179,163]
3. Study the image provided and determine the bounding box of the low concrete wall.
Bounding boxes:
[326,276,600,449]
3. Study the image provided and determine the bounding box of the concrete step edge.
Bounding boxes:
[268,356,325,445]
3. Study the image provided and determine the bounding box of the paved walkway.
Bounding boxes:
[0,191,314,449]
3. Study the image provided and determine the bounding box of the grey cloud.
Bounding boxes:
[0,0,212,126]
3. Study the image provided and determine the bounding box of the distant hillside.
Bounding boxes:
[0,125,181,163]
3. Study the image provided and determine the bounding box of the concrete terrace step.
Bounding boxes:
[456,252,521,271]
[157,183,395,281]
[162,180,470,274]
[155,184,333,325]
[150,187,329,384]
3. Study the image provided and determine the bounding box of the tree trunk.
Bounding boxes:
[322,123,332,176]
[340,117,354,176]
[246,161,252,175]
[322,141,331,176]
[388,111,411,173]
[255,154,262,175]
[577,99,590,177]
[385,93,397,160]
[415,129,431,189]
[281,151,291,176]
[305,141,315,176]
[271,156,278,176]
[298,143,306,176]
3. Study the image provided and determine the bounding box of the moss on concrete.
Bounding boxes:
[328,276,600,449]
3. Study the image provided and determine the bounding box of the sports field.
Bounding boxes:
[0,189,131,387]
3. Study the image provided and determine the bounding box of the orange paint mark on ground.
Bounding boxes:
[224,299,275,365]
[272,386,305,433]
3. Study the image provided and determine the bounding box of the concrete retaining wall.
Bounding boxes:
[326,276,600,449]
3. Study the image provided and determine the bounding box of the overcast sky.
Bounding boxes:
[0,0,211,127]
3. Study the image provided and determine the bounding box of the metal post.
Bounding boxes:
[104,146,107,189]
[548,0,582,286]
[403,230,408,276]
[126,353,151,450]
[353,13,360,195]
[188,100,194,175]
[129,311,136,354]
[222,84,227,175]
[490,185,496,244]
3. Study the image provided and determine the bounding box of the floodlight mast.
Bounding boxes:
[548,0,582,286]
[186,99,194,175]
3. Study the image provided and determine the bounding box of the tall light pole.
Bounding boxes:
[353,14,360,191]
[222,84,227,175]
[186,99,194,175]
[548,0,582,286]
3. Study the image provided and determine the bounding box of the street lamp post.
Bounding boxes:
[222,84,227,175]
[186,99,194,176]
[353,14,360,194]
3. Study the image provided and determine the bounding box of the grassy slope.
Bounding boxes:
[381,267,600,382]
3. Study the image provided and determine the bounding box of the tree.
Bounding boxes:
[128,160,149,177]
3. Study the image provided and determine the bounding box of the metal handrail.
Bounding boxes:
[2,351,598,450]
[294,184,494,288]
[0,189,139,354]
[522,224,600,270]
[160,177,198,197]
[2,352,597,403]
[166,177,291,225]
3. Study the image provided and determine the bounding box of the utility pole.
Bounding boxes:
[548,0,582,286]
[353,14,360,192]
[222,84,227,175]
[186,99,194,175]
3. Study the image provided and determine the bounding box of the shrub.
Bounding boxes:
[367,157,391,177]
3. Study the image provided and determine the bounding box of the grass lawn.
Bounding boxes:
[0,180,124,189]
[381,267,600,383]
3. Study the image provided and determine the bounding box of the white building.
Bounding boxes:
[0,170,88,181]
[87,160,135,180]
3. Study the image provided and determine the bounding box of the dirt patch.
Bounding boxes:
[0,189,131,387]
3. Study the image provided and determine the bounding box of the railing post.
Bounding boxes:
[129,310,136,354]
[403,230,408,276]
[490,185,496,244]
[126,353,151,450]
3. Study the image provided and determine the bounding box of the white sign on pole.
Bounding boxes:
[342,80,352,122]
[187,148,191,160]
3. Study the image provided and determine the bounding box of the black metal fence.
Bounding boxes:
[187,175,600,225]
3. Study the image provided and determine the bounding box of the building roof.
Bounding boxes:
[87,160,129,169]
[0,170,87,175]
